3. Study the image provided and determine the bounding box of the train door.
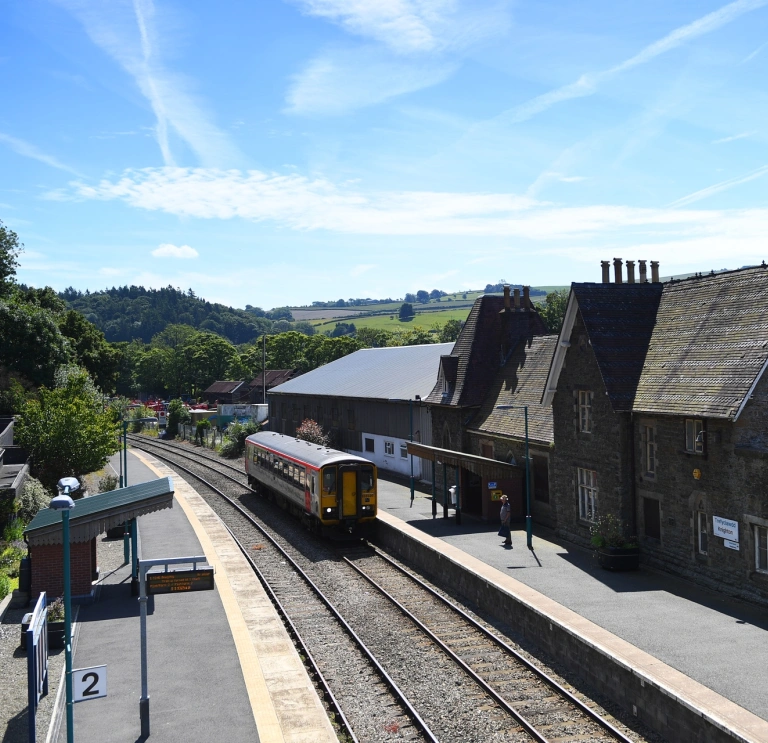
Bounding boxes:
[339,464,360,518]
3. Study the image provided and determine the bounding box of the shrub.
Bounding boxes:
[47,597,65,621]
[0,544,25,577]
[98,474,119,493]
[166,398,190,438]
[295,419,330,447]
[194,418,211,445]
[590,514,637,549]
[3,519,25,543]
[0,573,10,600]
[16,476,51,523]
[220,420,261,459]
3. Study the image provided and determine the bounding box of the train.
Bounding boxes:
[244,431,378,536]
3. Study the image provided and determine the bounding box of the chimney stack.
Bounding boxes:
[626,260,636,283]
[523,286,530,308]
[638,260,647,283]
[503,285,511,309]
[651,261,660,283]
[513,288,520,309]
[613,258,623,284]
[601,260,610,283]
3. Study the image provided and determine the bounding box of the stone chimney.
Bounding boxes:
[638,260,647,283]
[651,261,660,283]
[613,258,623,284]
[503,285,511,309]
[601,261,610,283]
[522,286,530,308]
[626,260,636,283]
[513,288,520,309]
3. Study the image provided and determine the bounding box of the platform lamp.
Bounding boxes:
[495,405,533,550]
[51,477,79,743]
[388,396,420,505]
[121,417,158,487]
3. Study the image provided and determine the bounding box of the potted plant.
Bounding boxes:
[46,597,66,648]
[590,514,639,571]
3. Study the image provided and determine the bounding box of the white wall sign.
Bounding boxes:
[724,540,740,551]
[73,665,107,702]
[713,516,739,542]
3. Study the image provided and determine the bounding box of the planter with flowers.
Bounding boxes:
[590,514,639,571]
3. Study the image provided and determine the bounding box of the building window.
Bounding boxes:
[400,443,408,459]
[644,425,656,476]
[755,525,768,573]
[643,497,660,540]
[685,419,704,453]
[364,437,375,453]
[579,391,593,433]
[698,512,708,555]
[577,467,597,522]
[384,441,394,456]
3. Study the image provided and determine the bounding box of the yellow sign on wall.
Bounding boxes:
[491,490,503,501]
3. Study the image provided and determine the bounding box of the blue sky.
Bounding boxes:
[2,0,768,309]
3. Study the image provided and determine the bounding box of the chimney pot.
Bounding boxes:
[513,288,520,309]
[626,260,636,284]
[503,285,511,309]
[523,286,530,308]
[638,260,647,283]
[651,260,660,283]
[601,260,610,283]
[613,258,623,284]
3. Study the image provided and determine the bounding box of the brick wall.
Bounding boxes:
[30,538,96,599]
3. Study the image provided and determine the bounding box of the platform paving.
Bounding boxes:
[56,451,258,743]
[376,474,768,724]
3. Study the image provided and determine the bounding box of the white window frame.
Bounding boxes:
[755,524,768,573]
[697,511,708,555]
[400,443,408,459]
[384,441,394,456]
[644,425,656,476]
[578,391,593,433]
[685,419,704,453]
[577,467,598,523]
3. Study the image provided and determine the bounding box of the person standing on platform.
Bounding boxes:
[499,494,512,547]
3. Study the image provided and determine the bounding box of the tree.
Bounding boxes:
[429,289,444,300]
[398,302,415,321]
[267,307,294,321]
[0,220,22,297]
[186,333,239,393]
[356,327,393,348]
[295,419,330,447]
[439,319,463,343]
[166,398,191,438]
[540,289,569,333]
[59,310,121,394]
[404,293,417,303]
[15,367,119,491]
[415,290,429,304]
[329,322,356,337]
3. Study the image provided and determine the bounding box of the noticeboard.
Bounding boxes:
[147,568,214,595]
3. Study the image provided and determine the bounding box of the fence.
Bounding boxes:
[178,424,224,449]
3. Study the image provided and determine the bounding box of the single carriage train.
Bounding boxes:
[244,431,378,536]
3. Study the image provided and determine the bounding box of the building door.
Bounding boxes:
[643,497,661,540]
[462,469,483,514]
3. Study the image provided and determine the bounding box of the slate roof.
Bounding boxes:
[268,343,454,401]
[249,370,299,389]
[470,335,557,445]
[571,282,663,412]
[634,266,768,419]
[425,296,547,407]
[203,380,247,395]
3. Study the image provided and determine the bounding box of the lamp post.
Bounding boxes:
[496,404,533,550]
[388,397,419,505]
[121,417,158,487]
[51,477,79,743]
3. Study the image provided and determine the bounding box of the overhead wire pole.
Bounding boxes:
[496,404,533,550]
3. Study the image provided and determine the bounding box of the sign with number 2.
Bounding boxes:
[73,665,107,702]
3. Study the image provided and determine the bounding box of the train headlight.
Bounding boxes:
[325,507,333,514]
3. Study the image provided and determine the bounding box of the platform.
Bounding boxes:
[376,473,768,742]
[53,450,336,743]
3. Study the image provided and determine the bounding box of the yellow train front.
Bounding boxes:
[245,431,377,537]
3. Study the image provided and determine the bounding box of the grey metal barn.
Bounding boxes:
[267,343,453,481]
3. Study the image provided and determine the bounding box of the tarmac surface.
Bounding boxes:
[375,473,768,723]
[56,451,259,743]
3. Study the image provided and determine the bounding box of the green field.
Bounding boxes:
[311,307,471,333]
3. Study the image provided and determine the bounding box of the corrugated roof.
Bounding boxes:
[470,335,557,444]
[24,477,174,545]
[249,370,299,388]
[204,380,247,395]
[269,343,453,400]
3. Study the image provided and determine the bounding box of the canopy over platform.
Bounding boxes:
[406,443,520,481]
[24,477,175,547]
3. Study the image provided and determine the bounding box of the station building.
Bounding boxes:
[544,260,768,605]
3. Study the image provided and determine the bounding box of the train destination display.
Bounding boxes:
[147,568,214,595]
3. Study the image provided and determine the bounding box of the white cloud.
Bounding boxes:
[99,267,123,276]
[711,130,757,144]
[669,164,768,207]
[151,243,199,259]
[499,0,768,126]
[0,132,82,175]
[350,263,377,277]
[53,0,241,167]
[286,46,456,115]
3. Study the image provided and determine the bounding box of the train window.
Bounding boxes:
[323,467,337,493]
[299,469,305,487]
[310,474,316,495]
[360,466,374,492]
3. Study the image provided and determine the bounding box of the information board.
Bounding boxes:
[147,568,214,595]
[713,516,739,542]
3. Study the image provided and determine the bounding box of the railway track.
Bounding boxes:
[127,434,652,743]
